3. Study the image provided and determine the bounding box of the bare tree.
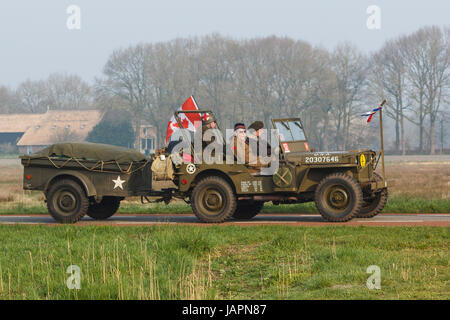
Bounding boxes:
[46,73,92,110]
[422,27,450,154]
[371,38,409,154]
[331,43,368,150]
[0,86,17,113]
[16,79,48,113]
[100,44,153,147]
[16,74,93,114]
[308,49,338,150]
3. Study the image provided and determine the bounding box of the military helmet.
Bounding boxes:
[248,121,264,131]
[202,114,216,125]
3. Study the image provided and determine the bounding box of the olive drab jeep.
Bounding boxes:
[160,110,389,223]
[21,109,389,224]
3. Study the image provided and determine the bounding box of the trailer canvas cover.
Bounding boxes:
[24,142,147,163]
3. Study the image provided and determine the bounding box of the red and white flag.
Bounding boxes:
[165,96,204,144]
[361,100,386,123]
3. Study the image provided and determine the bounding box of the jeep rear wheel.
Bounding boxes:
[191,176,237,223]
[233,201,264,220]
[46,179,89,224]
[314,173,363,222]
[87,196,121,220]
[357,173,388,218]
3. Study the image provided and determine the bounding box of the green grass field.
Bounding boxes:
[0,225,448,300]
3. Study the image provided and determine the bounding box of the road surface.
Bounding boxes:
[0,213,449,227]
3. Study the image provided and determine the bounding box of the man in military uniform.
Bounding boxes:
[194,114,223,162]
[247,120,271,158]
[229,122,249,164]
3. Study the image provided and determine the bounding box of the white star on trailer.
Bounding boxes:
[112,176,125,190]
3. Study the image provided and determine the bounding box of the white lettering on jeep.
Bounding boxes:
[305,156,339,163]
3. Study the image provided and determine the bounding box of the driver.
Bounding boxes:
[194,114,223,162]
[194,114,218,148]
[247,121,272,158]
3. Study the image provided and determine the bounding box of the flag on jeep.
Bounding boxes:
[361,102,385,123]
[360,109,378,123]
[165,96,202,144]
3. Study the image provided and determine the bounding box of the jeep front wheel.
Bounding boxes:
[314,173,363,222]
[191,176,237,223]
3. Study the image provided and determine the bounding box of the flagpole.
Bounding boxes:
[379,100,386,187]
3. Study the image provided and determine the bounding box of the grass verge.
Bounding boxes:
[0,225,447,299]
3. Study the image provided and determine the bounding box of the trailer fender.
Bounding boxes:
[45,170,97,197]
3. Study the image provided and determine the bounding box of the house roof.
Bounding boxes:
[17,110,103,146]
[0,113,43,133]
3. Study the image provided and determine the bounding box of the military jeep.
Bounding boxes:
[21,110,388,224]
[166,110,388,223]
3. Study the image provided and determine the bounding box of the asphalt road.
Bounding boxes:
[0,213,449,227]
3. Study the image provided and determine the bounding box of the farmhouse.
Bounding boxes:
[16,110,103,154]
[0,113,43,146]
[0,110,157,155]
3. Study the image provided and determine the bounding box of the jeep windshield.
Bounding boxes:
[274,120,306,142]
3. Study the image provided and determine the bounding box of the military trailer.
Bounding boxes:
[21,143,152,223]
[21,110,389,224]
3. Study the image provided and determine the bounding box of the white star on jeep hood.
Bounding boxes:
[112,176,125,190]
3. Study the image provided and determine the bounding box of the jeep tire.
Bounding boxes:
[314,173,363,222]
[191,176,237,223]
[357,173,388,218]
[233,201,264,220]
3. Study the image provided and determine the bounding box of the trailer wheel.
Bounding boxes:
[191,176,237,223]
[87,197,121,220]
[357,173,388,218]
[233,201,264,220]
[46,179,89,224]
[314,173,362,222]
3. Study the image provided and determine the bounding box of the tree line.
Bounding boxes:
[0,25,448,154]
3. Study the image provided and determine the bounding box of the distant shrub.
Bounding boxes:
[86,116,135,148]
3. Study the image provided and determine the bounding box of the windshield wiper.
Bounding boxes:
[294,122,303,129]
[280,121,290,130]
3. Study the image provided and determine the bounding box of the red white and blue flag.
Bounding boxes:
[165,96,206,144]
[361,100,386,123]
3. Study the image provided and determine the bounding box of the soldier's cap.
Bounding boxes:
[234,123,246,131]
[202,114,216,125]
[248,121,264,131]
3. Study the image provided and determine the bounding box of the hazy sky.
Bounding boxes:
[0,0,448,86]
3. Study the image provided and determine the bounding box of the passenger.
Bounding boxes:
[247,121,272,159]
[230,123,249,164]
